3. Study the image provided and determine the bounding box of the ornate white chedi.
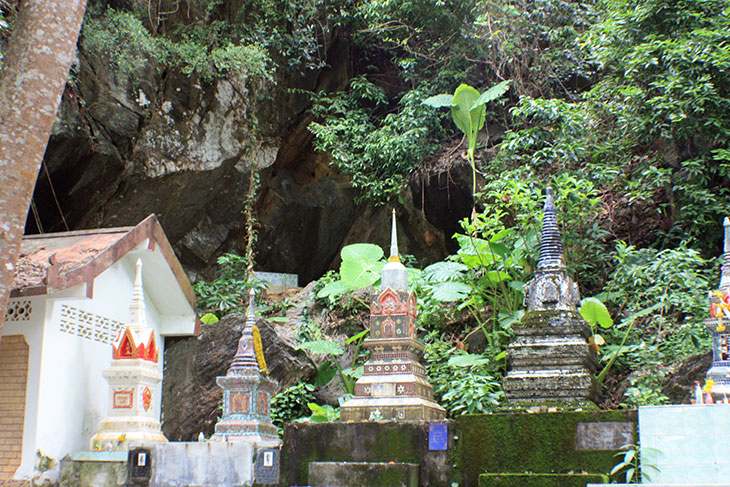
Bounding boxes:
[90,259,167,448]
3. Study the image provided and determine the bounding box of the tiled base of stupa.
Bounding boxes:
[503,310,597,403]
[210,372,280,444]
[340,338,445,421]
[704,317,730,402]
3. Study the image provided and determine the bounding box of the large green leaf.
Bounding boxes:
[341,243,383,263]
[422,261,468,283]
[297,339,345,355]
[472,80,512,108]
[423,93,454,108]
[314,361,337,387]
[341,259,383,289]
[580,297,614,329]
[316,279,350,299]
[485,270,511,283]
[451,84,485,157]
[448,353,489,368]
[429,281,472,302]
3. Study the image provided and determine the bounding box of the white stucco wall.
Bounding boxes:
[2,242,197,480]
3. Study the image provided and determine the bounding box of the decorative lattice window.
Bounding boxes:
[59,305,125,345]
[4,300,32,322]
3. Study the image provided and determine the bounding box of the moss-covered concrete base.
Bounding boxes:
[281,421,452,487]
[59,458,127,487]
[479,473,608,487]
[309,461,418,487]
[454,410,637,487]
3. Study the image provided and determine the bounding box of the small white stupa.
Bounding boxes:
[90,259,167,448]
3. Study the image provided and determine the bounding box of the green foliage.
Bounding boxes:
[297,329,369,395]
[308,80,445,205]
[307,402,340,422]
[193,253,266,318]
[424,333,504,416]
[424,81,511,197]
[82,4,274,85]
[270,382,316,435]
[601,242,713,401]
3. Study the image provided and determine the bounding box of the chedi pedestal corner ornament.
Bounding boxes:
[91,259,167,449]
[705,217,730,402]
[502,188,598,404]
[210,289,280,446]
[340,210,446,421]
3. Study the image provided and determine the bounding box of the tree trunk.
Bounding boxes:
[0,0,88,339]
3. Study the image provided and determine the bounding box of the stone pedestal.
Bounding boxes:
[211,372,279,443]
[90,359,167,448]
[503,311,597,403]
[340,289,445,421]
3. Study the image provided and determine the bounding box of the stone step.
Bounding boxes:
[308,461,418,487]
[480,472,608,486]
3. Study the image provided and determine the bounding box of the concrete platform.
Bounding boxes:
[309,461,418,487]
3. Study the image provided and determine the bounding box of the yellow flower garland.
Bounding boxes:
[252,326,268,374]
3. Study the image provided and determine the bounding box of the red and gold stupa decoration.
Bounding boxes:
[91,259,167,448]
[210,289,280,445]
[340,211,446,421]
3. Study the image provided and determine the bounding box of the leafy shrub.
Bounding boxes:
[424,333,504,416]
[270,382,316,435]
[193,253,265,318]
[602,242,713,398]
[309,80,445,205]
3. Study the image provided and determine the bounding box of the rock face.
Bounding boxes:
[162,313,316,441]
[30,25,455,284]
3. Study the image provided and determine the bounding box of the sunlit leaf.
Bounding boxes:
[345,328,369,344]
[297,340,344,355]
[423,261,468,282]
[471,80,511,108]
[429,281,472,301]
[580,297,614,328]
[341,243,383,263]
[423,93,454,108]
[316,279,350,299]
[200,313,219,324]
[448,353,489,367]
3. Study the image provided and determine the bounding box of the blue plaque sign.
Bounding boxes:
[428,423,448,451]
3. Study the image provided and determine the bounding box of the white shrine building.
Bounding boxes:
[0,215,198,481]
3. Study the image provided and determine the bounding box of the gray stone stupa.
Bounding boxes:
[502,188,598,404]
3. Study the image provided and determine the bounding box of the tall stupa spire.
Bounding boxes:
[720,217,730,292]
[127,259,146,329]
[228,288,260,372]
[389,209,400,263]
[381,209,408,291]
[537,187,565,269]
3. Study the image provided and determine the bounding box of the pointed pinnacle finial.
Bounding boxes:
[127,259,146,327]
[720,217,730,292]
[389,209,401,263]
[537,187,565,269]
[247,288,256,319]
